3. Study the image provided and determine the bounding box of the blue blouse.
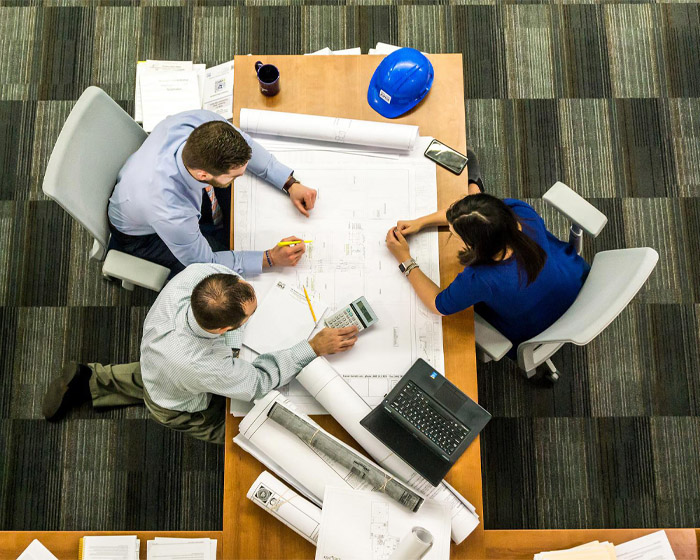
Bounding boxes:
[435,199,590,353]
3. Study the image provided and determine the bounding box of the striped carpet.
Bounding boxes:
[0,0,698,532]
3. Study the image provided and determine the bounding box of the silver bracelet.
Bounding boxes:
[404,262,419,277]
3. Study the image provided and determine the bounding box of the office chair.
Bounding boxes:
[42,86,170,292]
[474,182,659,382]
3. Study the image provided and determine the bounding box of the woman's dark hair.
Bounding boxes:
[190,273,256,330]
[446,194,547,286]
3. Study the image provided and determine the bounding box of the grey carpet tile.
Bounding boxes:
[604,4,662,98]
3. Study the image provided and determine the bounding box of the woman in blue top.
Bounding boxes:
[385,150,590,358]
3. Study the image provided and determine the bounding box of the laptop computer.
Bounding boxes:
[360,359,491,486]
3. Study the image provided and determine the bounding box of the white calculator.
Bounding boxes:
[324,296,378,332]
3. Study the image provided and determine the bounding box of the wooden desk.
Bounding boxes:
[223,54,699,560]
[224,53,480,560]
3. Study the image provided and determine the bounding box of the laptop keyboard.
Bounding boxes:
[389,381,470,456]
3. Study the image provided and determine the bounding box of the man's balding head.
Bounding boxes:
[190,273,256,332]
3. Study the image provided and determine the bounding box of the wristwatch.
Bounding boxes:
[398,257,418,277]
[283,175,299,195]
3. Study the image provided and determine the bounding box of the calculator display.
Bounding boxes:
[355,300,372,323]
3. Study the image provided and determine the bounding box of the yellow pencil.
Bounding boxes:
[277,240,313,247]
[302,286,317,322]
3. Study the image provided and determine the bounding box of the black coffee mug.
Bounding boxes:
[255,61,280,97]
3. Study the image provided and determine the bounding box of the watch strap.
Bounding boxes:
[283,176,299,195]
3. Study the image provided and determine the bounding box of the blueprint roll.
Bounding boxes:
[388,527,434,560]
[296,357,480,545]
[240,108,420,151]
[247,471,322,544]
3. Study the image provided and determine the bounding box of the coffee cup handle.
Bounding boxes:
[255,61,263,73]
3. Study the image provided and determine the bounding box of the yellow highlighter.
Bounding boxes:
[277,240,313,247]
[302,286,317,323]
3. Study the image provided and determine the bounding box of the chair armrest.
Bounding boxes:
[474,313,512,362]
[103,250,170,292]
[543,182,607,237]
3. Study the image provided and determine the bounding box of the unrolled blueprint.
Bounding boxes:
[315,487,450,560]
[233,112,444,414]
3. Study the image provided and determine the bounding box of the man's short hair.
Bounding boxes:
[182,121,253,175]
[190,273,256,330]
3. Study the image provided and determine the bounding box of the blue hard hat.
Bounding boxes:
[367,48,434,119]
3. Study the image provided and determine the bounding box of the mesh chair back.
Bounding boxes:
[42,86,147,255]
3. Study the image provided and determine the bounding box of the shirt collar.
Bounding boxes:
[185,307,219,339]
[176,142,208,194]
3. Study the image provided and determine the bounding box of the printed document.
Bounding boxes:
[615,531,677,560]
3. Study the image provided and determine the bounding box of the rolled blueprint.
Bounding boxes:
[240,108,420,151]
[296,357,480,545]
[236,392,425,516]
[247,471,321,544]
[388,527,434,560]
[268,402,423,512]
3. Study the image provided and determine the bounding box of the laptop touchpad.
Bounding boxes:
[434,383,467,414]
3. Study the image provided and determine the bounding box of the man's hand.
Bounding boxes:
[267,236,306,268]
[309,326,359,356]
[288,182,317,217]
[396,218,424,236]
[385,227,412,263]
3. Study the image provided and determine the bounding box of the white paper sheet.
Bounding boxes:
[315,487,450,560]
[240,108,420,151]
[305,47,333,55]
[615,531,677,560]
[242,280,326,354]
[534,541,616,560]
[202,60,234,120]
[234,127,443,415]
[16,540,58,560]
[332,47,362,55]
[134,60,194,123]
[146,541,211,560]
[296,358,480,545]
[247,471,322,544]
[80,535,139,560]
[152,538,216,560]
[141,70,201,132]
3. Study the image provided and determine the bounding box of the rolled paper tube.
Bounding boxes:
[388,526,434,560]
[267,402,424,512]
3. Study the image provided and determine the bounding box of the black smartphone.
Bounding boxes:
[424,139,468,175]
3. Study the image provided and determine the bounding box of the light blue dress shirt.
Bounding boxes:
[141,263,317,412]
[108,110,294,275]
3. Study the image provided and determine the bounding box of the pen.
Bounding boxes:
[277,240,313,247]
[302,286,317,322]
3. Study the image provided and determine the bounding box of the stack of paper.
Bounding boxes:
[534,531,677,560]
[16,540,58,560]
[135,59,235,132]
[368,42,428,55]
[534,541,615,560]
[305,47,361,55]
[80,536,139,560]
[147,537,217,559]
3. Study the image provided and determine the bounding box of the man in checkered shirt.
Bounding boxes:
[42,263,358,444]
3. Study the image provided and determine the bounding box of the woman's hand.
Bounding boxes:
[385,227,412,263]
[395,218,424,236]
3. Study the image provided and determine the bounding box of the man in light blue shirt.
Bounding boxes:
[42,263,359,444]
[108,110,318,275]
